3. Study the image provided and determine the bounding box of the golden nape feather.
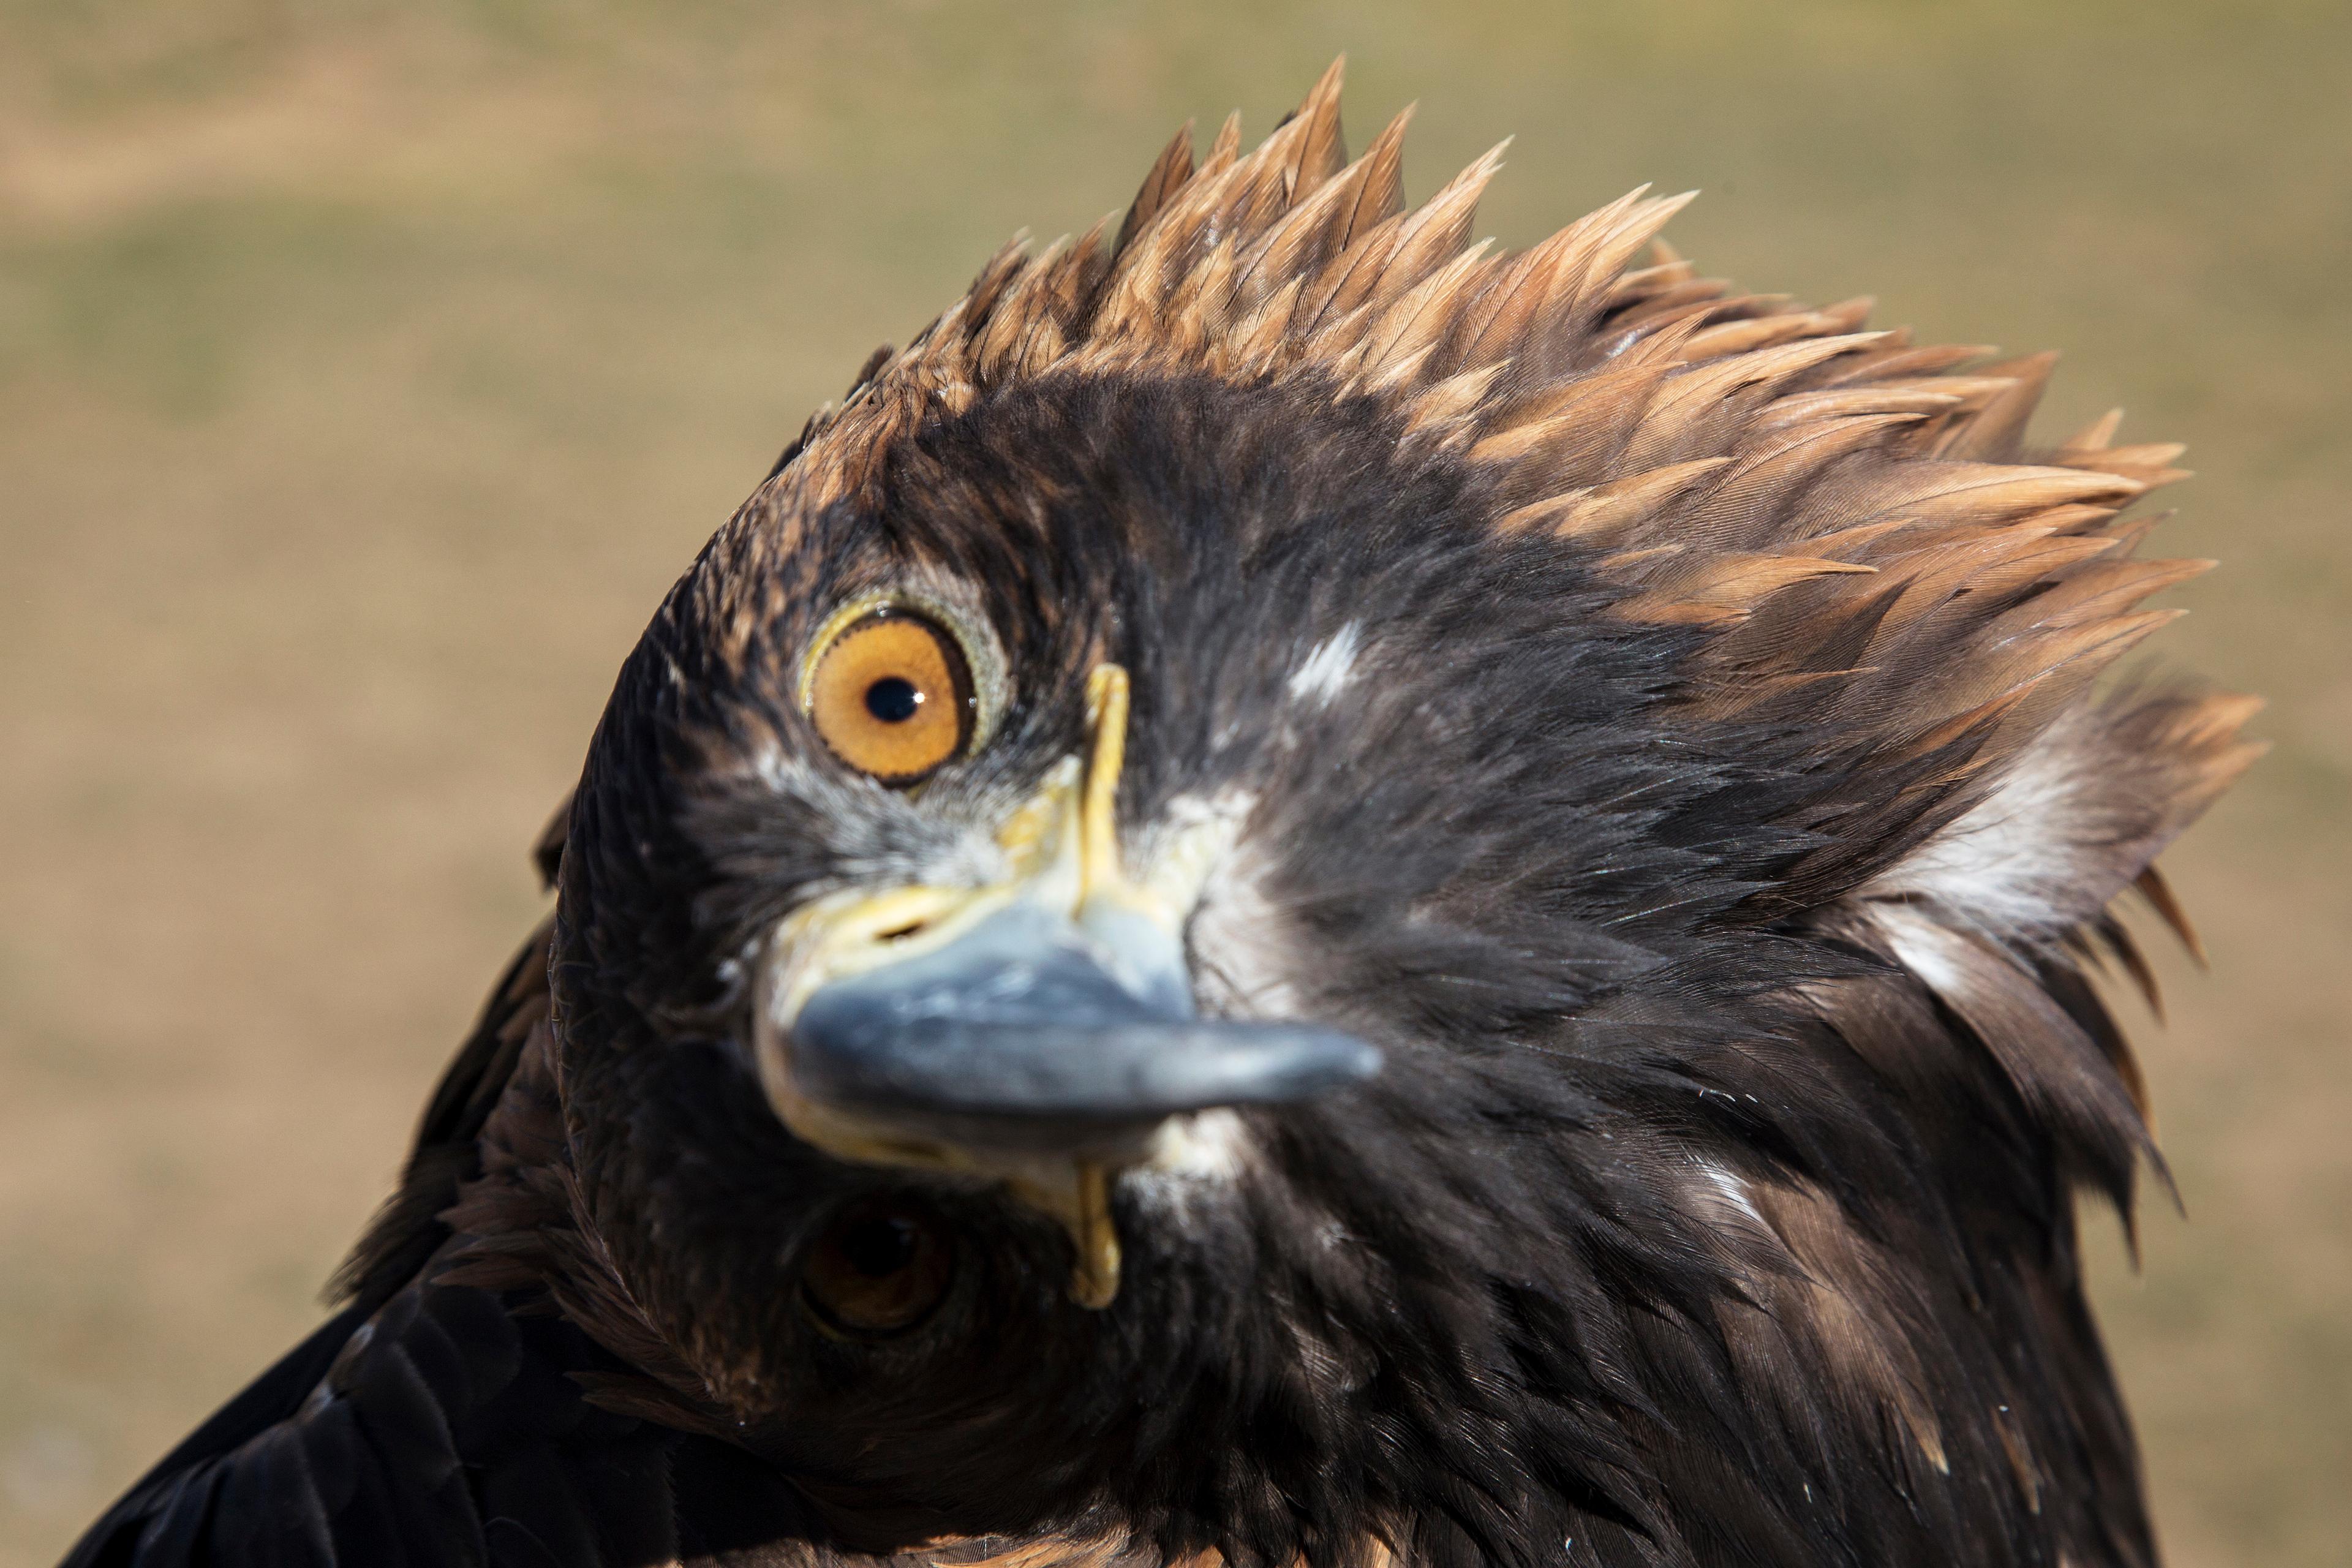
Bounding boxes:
[785,58,2256,846]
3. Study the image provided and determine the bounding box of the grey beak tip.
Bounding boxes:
[1334,1037,1386,1084]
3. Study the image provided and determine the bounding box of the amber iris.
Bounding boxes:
[801,1198,955,1337]
[806,610,974,784]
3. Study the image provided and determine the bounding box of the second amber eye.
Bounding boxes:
[801,1197,956,1338]
[805,609,974,784]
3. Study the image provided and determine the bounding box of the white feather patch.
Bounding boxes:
[1187,846,1308,1022]
[1125,1110,1255,1232]
[1287,622,1363,709]
[1687,1156,1765,1228]
[1855,709,2119,938]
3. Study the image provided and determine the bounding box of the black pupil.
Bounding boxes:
[840,1217,919,1277]
[865,676,922,723]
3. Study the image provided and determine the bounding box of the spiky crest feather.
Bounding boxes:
[774,61,2258,1155]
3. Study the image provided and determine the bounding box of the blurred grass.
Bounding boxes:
[1,2,2346,1564]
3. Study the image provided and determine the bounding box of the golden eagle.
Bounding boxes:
[66,62,2257,1568]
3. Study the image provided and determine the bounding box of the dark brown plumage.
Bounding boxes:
[67,62,2256,1568]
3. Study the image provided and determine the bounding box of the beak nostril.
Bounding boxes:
[876,920,929,943]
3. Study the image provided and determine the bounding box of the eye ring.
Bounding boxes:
[799,593,1003,786]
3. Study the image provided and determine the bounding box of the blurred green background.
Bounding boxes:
[2,2,2346,1564]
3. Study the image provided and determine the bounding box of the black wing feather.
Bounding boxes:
[59,1278,686,1567]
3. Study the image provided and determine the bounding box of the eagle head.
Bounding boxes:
[469,62,2254,1568]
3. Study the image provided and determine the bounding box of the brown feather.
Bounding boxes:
[1115,126,1196,258]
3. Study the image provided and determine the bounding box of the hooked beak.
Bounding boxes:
[757,666,1379,1306]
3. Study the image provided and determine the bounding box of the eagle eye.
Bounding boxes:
[803,606,976,785]
[800,1197,956,1338]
